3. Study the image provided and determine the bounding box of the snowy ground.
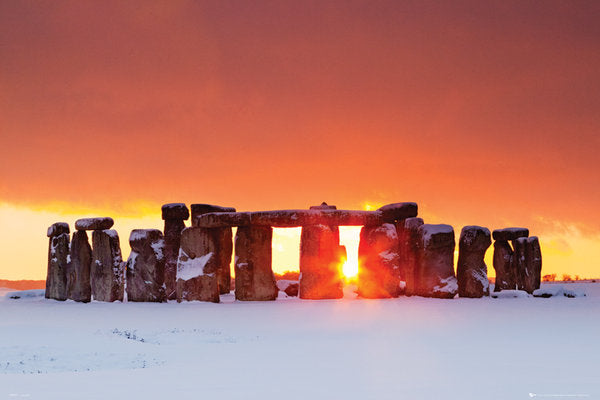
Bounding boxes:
[0,283,599,400]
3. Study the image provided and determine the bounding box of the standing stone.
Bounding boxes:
[91,229,124,302]
[191,203,235,294]
[67,230,92,302]
[126,229,166,302]
[457,226,491,298]
[417,224,457,298]
[162,203,189,300]
[513,237,528,292]
[45,222,70,301]
[492,240,515,291]
[528,236,542,290]
[402,217,424,296]
[234,226,278,301]
[492,227,529,242]
[357,223,402,298]
[377,202,418,223]
[299,224,345,300]
[176,227,220,303]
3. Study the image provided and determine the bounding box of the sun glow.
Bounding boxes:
[342,260,359,279]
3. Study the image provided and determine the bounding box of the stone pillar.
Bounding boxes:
[528,236,542,291]
[161,203,189,300]
[357,223,402,298]
[402,217,424,296]
[299,224,345,300]
[457,226,491,298]
[126,229,166,302]
[91,229,124,302]
[191,204,235,294]
[234,225,278,301]
[417,224,457,298]
[176,227,220,303]
[45,222,70,301]
[67,230,92,302]
[492,228,528,292]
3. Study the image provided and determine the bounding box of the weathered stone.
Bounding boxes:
[378,202,418,223]
[190,204,236,223]
[299,224,345,299]
[234,226,278,301]
[67,230,92,302]
[492,227,529,241]
[161,203,190,220]
[417,224,457,298]
[47,222,69,238]
[457,226,491,298]
[163,218,187,300]
[401,217,424,296]
[196,209,384,228]
[513,237,528,292]
[529,236,542,290]
[126,229,166,302]
[277,280,299,297]
[492,240,515,291]
[309,202,337,210]
[175,227,220,303]
[357,223,402,298]
[91,230,124,302]
[45,231,69,301]
[75,217,114,231]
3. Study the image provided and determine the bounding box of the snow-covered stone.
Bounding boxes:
[457,226,491,298]
[45,230,69,301]
[377,202,418,223]
[357,223,402,298]
[126,229,165,302]
[67,230,92,302]
[492,227,529,241]
[299,224,344,299]
[277,280,299,297]
[309,202,337,210]
[190,203,236,225]
[175,227,220,303]
[402,217,424,296]
[162,205,188,300]
[234,226,278,301]
[417,224,457,298]
[46,222,69,238]
[532,285,584,298]
[74,217,114,231]
[513,237,529,292]
[528,236,542,291]
[490,290,530,299]
[493,240,515,291]
[91,229,124,302]
[161,203,189,221]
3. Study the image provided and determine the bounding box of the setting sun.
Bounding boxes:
[342,260,359,279]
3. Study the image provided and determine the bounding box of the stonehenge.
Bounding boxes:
[45,201,545,303]
[457,226,491,298]
[162,203,189,300]
[126,229,166,302]
[45,222,70,300]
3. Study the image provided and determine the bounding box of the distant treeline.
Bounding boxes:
[0,279,46,290]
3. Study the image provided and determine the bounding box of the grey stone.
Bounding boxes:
[299,224,345,299]
[190,204,236,223]
[234,226,278,301]
[45,231,69,301]
[529,236,542,290]
[91,230,124,302]
[309,202,337,210]
[75,217,114,231]
[67,230,92,302]
[175,227,220,303]
[47,222,69,237]
[163,218,187,300]
[161,203,190,220]
[457,226,491,298]
[377,202,418,223]
[492,240,515,291]
[513,237,528,293]
[417,224,457,298]
[402,217,424,296]
[126,229,166,302]
[492,227,529,241]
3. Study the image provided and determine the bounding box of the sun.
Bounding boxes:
[342,260,359,279]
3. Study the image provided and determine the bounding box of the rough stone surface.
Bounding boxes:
[402,217,424,296]
[234,226,278,301]
[492,227,529,241]
[529,236,542,290]
[492,240,515,291]
[175,227,220,303]
[215,228,233,294]
[457,226,491,298]
[513,237,528,292]
[67,230,92,302]
[284,282,299,297]
[417,224,457,298]
[309,202,337,210]
[378,202,418,223]
[47,222,69,238]
[190,204,236,224]
[163,218,187,300]
[91,230,124,302]
[126,229,166,302]
[161,203,190,220]
[515,236,542,294]
[357,223,402,298]
[45,232,70,301]
[299,224,345,300]
[75,217,114,231]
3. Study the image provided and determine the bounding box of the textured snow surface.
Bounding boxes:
[176,250,213,281]
[0,282,598,400]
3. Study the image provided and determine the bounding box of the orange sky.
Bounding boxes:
[1,1,599,280]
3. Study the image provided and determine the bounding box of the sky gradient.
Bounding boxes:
[1,0,599,280]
